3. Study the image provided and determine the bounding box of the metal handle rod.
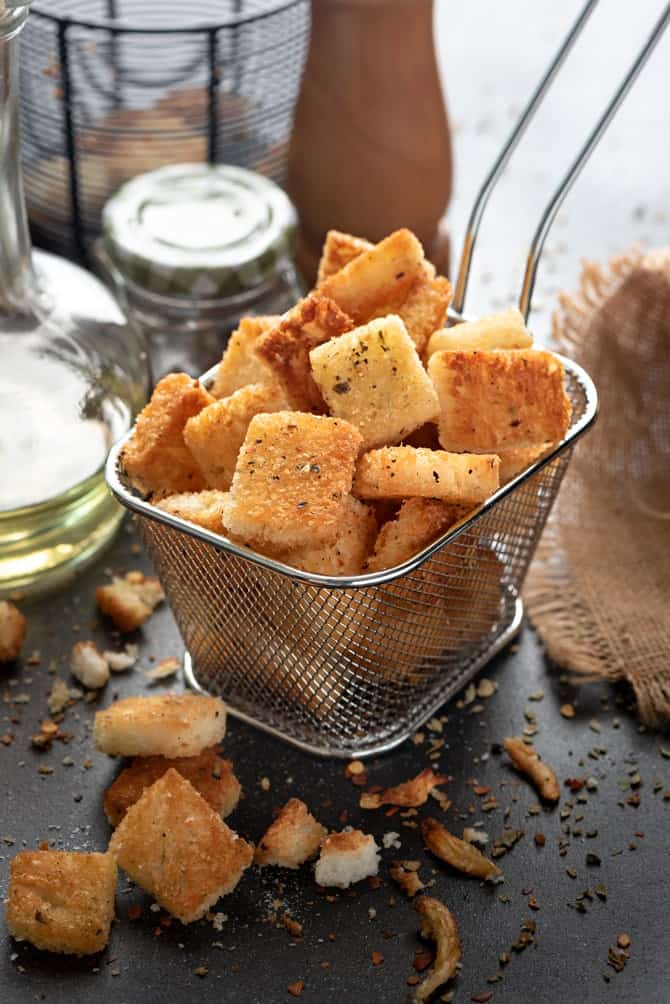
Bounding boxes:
[452,0,598,315]
[519,2,670,320]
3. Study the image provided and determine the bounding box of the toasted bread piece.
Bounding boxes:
[497,443,552,484]
[0,601,26,662]
[255,798,327,868]
[95,571,165,633]
[426,308,532,358]
[254,295,354,411]
[428,348,572,452]
[310,315,439,450]
[7,850,117,955]
[395,267,452,354]
[94,694,226,758]
[353,447,500,504]
[103,747,240,826]
[316,230,373,285]
[210,315,280,399]
[183,382,288,490]
[365,498,471,572]
[277,496,376,575]
[315,830,380,889]
[121,373,213,496]
[155,489,229,534]
[109,769,253,923]
[221,411,362,550]
[360,768,448,809]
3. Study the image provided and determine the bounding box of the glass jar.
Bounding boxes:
[98,163,304,380]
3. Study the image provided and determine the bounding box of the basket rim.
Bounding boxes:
[105,351,598,590]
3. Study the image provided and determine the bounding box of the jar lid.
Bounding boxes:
[102,163,297,301]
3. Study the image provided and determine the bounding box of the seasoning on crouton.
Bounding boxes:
[210,315,280,399]
[7,850,117,955]
[254,295,354,412]
[365,498,471,572]
[353,446,500,504]
[394,265,452,355]
[275,496,376,576]
[0,600,26,663]
[108,769,253,923]
[309,315,439,450]
[94,694,226,758]
[221,412,362,550]
[70,641,110,689]
[121,373,213,496]
[316,229,373,285]
[155,489,230,534]
[428,348,572,452]
[95,570,165,633]
[314,829,380,889]
[425,308,533,357]
[183,382,288,490]
[103,747,240,827]
[497,443,552,484]
[359,768,448,809]
[255,798,327,868]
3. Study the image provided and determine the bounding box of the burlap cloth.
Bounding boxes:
[524,246,670,725]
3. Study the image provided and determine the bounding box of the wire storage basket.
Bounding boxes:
[19,1,309,260]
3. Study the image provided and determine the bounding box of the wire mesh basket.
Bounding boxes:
[19,1,309,260]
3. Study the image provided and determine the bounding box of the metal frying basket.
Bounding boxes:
[106,3,668,758]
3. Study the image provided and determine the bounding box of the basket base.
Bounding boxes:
[183,597,525,759]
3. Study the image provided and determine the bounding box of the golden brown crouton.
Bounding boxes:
[210,315,280,399]
[108,769,253,923]
[316,230,373,285]
[221,412,362,550]
[154,489,229,534]
[497,443,552,484]
[121,373,213,496]
[394,267,452,355]
[255,798,327,868]
[428,348,572,452]
[93,694,226,758]
[7,850,117,955]
[95,570,165,633]
[276,496,376,576]
[183,382,287,490]
[0,601,26,662]
[254,295,354,412]
[425,308,532,358]
[365,498,471,572]
[310,315,440,450]
[315,830,380,888]
[103,747,240,826]
[353,447,500,504]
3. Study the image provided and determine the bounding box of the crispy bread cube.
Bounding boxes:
[95,571,164,633]
[426,308,532,357]
[275,496,376,576]
[94,694,226,758]
[315,830,380,889]
[316,230,373,285]
[183,382,288,490]
[0,600,26,662]
[310,315,439,450]
[155,489,229,534]
[428,349,572,452]
[221,412,362,549]
[254,295,354,412]
[7,850,117,955]
[365,498,471,572]
[498,443,552,484]
[395,267,452,354]
[210,315,280,399]
[353,447,500,504]
[108,769,253,923]
[103,747,240,827]
[255,798,327,868]
[121,373,213,496]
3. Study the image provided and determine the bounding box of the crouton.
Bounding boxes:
[108,769,253,923]
[425,308,533,357]
[183,382,287,490]
[0,601,26,662]
[394,267,452,354]
[7,850,117,955]
[353,446,500,504]
[121,373,213,496]
[95,570,165,633]
[70,641,110,689]
[103,747,240,826]
[365,498,471,572]
[220,412,362,550]
[428,348,572,452]
[359,768,448,809]
[93,694,226,758]
[210,315,280,399]
[497,443,552,484]
[155,489,229,534]
[316,230,373,285]
[315,830,380,889]
[254,295,354,411]
[309,315,439,450]
[275,496,376,576]
[255,798,327,868]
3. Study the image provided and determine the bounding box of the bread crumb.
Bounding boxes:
[70,642,110,689]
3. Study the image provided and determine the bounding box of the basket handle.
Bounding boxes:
[453,1,670,321]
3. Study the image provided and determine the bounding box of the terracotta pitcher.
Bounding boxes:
[288,0,452,284]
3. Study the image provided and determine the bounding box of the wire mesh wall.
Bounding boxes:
[20,1,309,259]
